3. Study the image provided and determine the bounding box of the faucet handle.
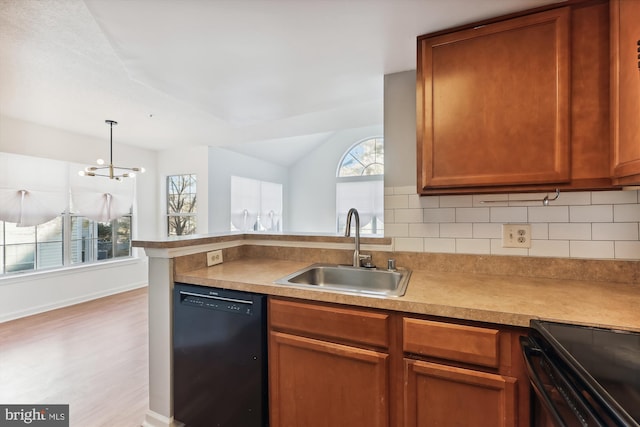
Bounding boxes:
[359,254,375,268]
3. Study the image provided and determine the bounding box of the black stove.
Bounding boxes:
[521,320,640,426]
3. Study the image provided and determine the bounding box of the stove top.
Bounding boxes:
[533,320,640,425]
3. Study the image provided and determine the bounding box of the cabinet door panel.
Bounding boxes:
[611,0,640,183]
[418,8,570,190]
[269,331,389,427]
[404,359,517,427]
[569,1,611,186]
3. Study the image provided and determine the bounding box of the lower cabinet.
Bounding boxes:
[404,359,517,427]
[402,317,530,427]
[269,331,389,427]
[268,297,393,427]
[268,297,529,427]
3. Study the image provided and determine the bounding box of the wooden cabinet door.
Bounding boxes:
[611,0,640,184]
[404,359,517,427]
[417,8,570,192]
[269,331,389,427]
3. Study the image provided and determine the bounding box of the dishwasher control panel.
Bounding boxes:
[179,290,254,315]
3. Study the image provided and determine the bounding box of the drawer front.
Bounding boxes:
[403,318,500,368]
[269,297,390,349]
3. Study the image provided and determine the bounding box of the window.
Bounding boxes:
[70,215,131,263]
[1,214,131,276]
[3,221,63,273]
[0,152,135,277]
[336,137,384,235]
[230,176,282,232]
[337,137,384,177]
[167,174,197,236]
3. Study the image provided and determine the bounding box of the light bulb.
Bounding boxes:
[129,172,136,178]
[78,170,86,176]
[140,167,146,173]
[96,158,105,165]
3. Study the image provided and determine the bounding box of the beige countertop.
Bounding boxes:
[175,258,640,332]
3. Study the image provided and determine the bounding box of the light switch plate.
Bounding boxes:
[502,224,531,248]
[207,250,223,266]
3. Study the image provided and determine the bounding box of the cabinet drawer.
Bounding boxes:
[403,318,500,368]
[269,298,390,348]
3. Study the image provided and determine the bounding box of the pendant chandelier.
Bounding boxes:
[79,120,145,180]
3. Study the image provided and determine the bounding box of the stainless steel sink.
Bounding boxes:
[274,263,411,297]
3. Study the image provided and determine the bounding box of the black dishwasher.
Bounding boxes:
[173,283,268,427]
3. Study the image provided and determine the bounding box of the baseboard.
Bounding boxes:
[0,282,148,323]
[141,410,184,427]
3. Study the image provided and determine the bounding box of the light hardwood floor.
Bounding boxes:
[0,287,149,427]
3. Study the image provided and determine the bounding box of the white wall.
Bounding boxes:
[384,70,416,188]
[0,259,147,322]
[288,125,383,233]
[0,115,156,321]
[157,145,209,236]
[207,146,288,232]
[383,71,640,260]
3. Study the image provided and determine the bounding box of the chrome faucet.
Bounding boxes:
[345,208,371,268]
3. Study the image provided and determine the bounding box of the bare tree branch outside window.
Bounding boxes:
[167,174,197,236]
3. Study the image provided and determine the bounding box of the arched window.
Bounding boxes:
[336,137,384,236]
[337,137,384,177]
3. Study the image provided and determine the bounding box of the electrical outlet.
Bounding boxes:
[206,250,223,266]
[502,224,531,248]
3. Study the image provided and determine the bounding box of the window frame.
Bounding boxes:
[336,137,384,178]
[166,174,197,236]
[336,137,385,236]
[0,212,133,277]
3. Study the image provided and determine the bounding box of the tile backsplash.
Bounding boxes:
[384,186,640,260]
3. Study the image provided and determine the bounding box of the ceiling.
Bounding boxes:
[0,0,562,165]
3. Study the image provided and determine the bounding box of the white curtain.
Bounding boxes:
[70,167,135,222]
[230,176,260,231]
[336,179,384,230]
[0,153,69,226]
[260,181,282,232]
[230,176,283,232]
[0,153,135,226]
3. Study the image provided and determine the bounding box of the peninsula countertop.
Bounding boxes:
[175,258,640,332]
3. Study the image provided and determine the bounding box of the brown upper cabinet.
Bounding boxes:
[417,2,612,195]
[611,0,640,185]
